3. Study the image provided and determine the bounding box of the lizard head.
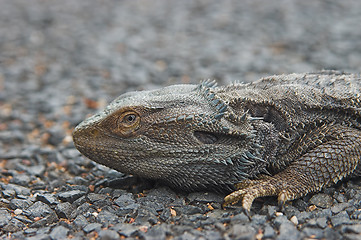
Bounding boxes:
[73,81,266,192]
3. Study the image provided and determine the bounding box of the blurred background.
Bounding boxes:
[1,0,361,119]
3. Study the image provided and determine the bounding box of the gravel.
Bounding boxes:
[1,0,361,239]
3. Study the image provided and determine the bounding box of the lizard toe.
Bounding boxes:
[277,189,289,206]
[223,189,247,207]
[241,191,257,213]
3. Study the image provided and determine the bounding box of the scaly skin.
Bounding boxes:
[73,70,361,213]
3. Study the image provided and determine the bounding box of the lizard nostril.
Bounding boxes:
[90,128,100,137]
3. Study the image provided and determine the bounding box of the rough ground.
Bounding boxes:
[1,0,361,239]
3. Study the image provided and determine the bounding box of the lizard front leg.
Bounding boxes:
[223,125,361,213]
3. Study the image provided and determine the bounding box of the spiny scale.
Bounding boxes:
[197,80,228,115]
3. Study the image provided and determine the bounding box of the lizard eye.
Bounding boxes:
[118,111,140,129]
[124,114,137,123]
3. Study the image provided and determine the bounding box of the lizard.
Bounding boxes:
[73,70,361,214]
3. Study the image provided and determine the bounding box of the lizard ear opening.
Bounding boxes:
[194,131,218,144]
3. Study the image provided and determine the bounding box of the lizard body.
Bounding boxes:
[73,71,361,212]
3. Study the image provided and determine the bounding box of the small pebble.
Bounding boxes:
[14,209,23,215]
[309,193,334,209]
[57,190,87,203]
[98,229,120,240]
[83,223,102,233]
[49,225,69,240]
[55,202,74,219]
[290,215,298,225]
[0,209,12,228]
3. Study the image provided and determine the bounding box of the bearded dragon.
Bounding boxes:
[73,71,361,214]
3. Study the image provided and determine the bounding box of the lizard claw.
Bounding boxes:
[243,207,252,220]
[277,189,290,211]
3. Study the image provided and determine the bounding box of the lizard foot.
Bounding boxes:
[222,176,302,213]
[223,178,278,213]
